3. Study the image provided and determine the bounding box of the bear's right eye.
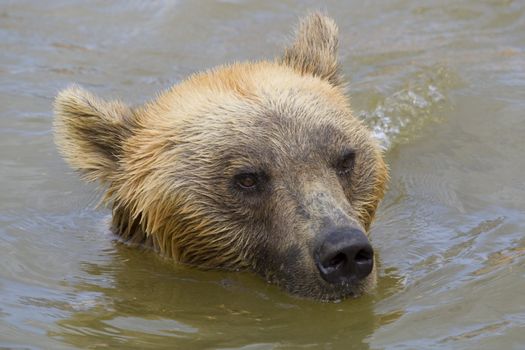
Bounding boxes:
[235,173,259,190]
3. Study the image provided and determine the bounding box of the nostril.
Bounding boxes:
[326,252,346,270]
[354,248,373,264]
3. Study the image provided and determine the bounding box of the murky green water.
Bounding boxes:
[1,1,524,349]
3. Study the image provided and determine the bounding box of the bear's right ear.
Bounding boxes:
[53,86,135,183]
[280,13,342,86]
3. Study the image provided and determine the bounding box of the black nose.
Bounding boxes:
[315,228,374,284]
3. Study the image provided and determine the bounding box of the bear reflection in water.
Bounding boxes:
[49,245,403,348]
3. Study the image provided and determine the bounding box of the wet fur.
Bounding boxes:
[54,13,388,300]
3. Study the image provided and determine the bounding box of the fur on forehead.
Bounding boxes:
[130,67,372,179]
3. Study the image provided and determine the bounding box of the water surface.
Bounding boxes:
[1,1,524,349]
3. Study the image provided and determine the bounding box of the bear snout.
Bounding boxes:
[314,227,374,284]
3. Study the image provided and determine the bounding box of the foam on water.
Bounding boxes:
[358,65,460,150]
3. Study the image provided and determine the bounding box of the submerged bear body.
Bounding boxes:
[54,14,388,301]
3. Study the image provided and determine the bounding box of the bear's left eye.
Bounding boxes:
[235,172,259,190]
[336,150,356,176]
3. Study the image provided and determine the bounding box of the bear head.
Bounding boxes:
[54,13,388,301]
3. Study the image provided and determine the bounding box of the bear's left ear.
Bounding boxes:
[53,85,135,183]
[280,12,342,86]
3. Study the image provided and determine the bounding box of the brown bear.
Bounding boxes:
[53,13,388,301]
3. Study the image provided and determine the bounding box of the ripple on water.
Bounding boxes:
[358,65,461,149]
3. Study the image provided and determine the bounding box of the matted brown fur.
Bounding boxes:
[54,13,388,300]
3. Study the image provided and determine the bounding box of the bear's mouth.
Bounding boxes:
[290,276,368,302]
[259,262,372,302]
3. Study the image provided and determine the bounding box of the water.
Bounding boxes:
[1,0,524,349]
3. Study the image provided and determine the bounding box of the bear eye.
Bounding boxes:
[336,150,356,176]
[235,172,259,190]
